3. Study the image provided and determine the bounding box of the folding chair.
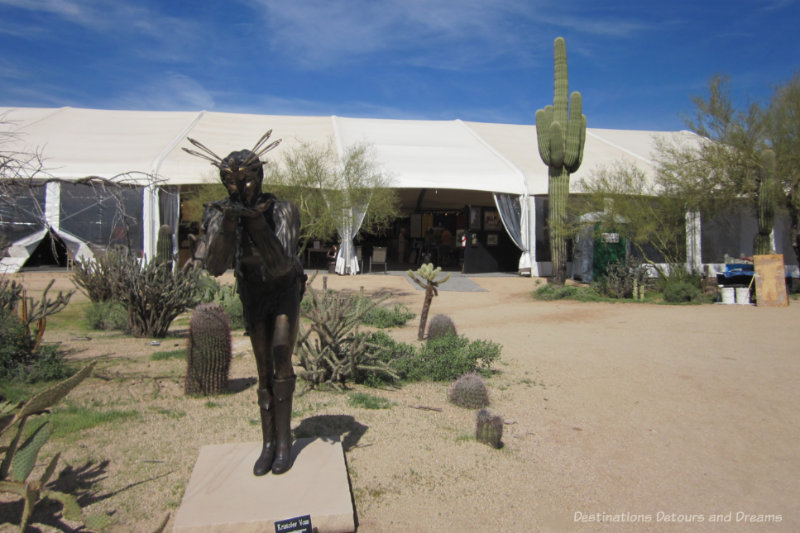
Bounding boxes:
[369,246,388,273]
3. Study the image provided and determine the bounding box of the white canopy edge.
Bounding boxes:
[1,106,698,196]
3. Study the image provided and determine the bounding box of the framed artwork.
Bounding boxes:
[469,206,482,231]
[486,233,499,246]
[484,210,501,231]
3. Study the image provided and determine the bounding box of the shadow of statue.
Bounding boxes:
[292,414,368,452]
[227,376,257,393]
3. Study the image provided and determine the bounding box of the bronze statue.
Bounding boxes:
[183,131,306,476]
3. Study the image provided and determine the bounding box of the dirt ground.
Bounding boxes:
[3,270,799,532]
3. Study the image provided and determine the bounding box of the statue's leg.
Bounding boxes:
[250,320,276,476]
[271,292,301,474]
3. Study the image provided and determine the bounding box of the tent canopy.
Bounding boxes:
[1,106,698,195]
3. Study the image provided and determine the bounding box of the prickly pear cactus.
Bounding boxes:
[476,408,503,448]
[448,373,489,409]
[535,36,586,284]
[426,314,457,341]
[185,303,232,395]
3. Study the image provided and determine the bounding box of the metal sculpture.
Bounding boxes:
[183,131,306,476]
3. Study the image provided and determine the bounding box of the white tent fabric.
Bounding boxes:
[1,106,699,273]
[1,107,694,191]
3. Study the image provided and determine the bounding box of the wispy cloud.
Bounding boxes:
[243,0,555,70]
[108,73,215,110]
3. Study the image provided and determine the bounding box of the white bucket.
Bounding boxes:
[735,287,751,305]
[720,287,735,304]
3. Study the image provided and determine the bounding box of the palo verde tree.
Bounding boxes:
[766,71,800,263]
[264,141,398,254]
[535,36,586,284]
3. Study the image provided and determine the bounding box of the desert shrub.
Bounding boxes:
[361,302,415,328]
[83,301,129,331]
[448,373,490,409]
[532,283,603,302]
[75,249,205,337]
[71,247,128,302]
[426,314,457,340]
[359,331,416,387]
[662,280,702,303]
[0,312,72,383]
[598,258,650,299]
[0,281,73,383]
[203,283,245,330]
[394,334,501,382]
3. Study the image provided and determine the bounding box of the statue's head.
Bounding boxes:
[219,149,263,206]
[182,130,281,207]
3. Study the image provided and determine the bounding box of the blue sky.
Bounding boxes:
[1,0,798,131]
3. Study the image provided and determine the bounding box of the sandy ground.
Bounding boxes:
[3,270,799,532]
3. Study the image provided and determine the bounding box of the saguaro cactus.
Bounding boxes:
[754,149,777,255]
[185,303,232,395]
[535,36,587,284]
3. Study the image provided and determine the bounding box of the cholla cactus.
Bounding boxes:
[476,408,503,449]
[426,314,457,341]
[448,373,489,409]
[407,263,451,340]
[185,303,232,395]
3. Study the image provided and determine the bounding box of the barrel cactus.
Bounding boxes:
[476,408,503,449]
[448,373,489,409]
[426,314,457,341]
[185,303,232,395]
[535,36,586,284]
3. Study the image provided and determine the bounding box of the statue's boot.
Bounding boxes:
[253,387,276,476]
[271,376,296,475]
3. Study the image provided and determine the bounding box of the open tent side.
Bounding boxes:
[4,106,791,277]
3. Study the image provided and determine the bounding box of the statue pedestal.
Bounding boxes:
[174,437,355,533]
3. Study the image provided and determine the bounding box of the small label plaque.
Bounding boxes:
[274,514,313,533]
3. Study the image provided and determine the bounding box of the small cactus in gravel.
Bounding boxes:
[185,303,232,395]
[448,373,489,409]
[476,408,503,449]
[426,314,457,341]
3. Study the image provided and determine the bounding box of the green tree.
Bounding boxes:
[576,163,691,279]
[264,141,398,253]
[579,74,794,279]
[766,72,800,263]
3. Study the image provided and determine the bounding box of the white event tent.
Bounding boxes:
[0,106,728,276]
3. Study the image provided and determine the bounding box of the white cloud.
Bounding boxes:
[244,0,554,70]
[109,73,215,110]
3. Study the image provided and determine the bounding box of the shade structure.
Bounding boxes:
[1,106,699,273]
